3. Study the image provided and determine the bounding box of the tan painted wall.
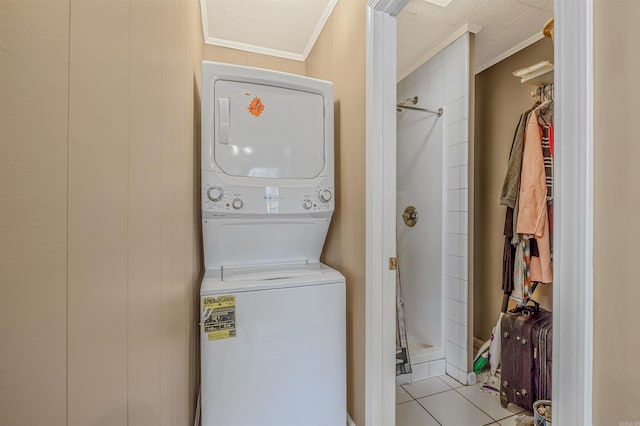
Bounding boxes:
[306,1,367,423]
[0,0,203,424]
[593,1,640,422]
[473,39,554,342]
[203,45,305,75]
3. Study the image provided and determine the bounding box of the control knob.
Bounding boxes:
[232,198,244,210]
[303,199,313,210]
[207,186,224,202]
[318,189,332,203]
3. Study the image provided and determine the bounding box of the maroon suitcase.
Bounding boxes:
[500,306,552,410]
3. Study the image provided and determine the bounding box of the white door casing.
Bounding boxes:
[364,1,594,425]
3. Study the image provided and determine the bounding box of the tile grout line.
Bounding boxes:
[398,376,527,426]
[452,385,526,423]
[452,386,501,421]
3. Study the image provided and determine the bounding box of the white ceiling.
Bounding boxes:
[398,0,554,79]
[200,0,552,77]
[200,0,337,61]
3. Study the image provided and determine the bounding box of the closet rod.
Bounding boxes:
[531,82,554,102]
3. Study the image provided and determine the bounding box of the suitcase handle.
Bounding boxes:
[509,299,540,317]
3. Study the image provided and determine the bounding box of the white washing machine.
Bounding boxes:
[199,61,345,426]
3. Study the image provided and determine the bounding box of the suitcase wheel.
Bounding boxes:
[500,392,509,408]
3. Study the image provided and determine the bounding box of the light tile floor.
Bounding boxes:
[396,376,534,426]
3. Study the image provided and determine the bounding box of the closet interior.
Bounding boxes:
[473,27,555,416]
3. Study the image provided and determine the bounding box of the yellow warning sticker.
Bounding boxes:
[203,295,236,341]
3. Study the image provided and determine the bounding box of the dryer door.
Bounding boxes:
[213,80,325,179]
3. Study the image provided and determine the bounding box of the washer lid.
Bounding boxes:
[201,262,345,294]
[221,261,323,282]
[213,79,325,179]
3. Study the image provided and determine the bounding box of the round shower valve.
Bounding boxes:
[303,199,313,210]
[207,185,224,202]
[232,198,244,210]
[318,189,332,203]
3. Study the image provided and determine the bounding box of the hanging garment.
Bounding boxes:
[500,108,534,209]
[517,102,553,283]
[547,123,555,236]
[512,239,532,304]
[502,208,517,296]
[539,107,554,258]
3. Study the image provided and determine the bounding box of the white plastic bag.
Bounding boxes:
[489,313,504,374]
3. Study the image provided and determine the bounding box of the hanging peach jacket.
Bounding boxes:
[516,101,553,284]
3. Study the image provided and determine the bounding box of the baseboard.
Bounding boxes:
[347,413,355,426]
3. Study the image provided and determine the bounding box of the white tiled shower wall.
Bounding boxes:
[397,33,471,385]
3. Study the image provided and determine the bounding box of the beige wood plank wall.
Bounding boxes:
[0,1,70,424]
[1,0,203,424]
[593,0,640,422]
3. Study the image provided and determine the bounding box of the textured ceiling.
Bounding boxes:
[200,0,337,61]
[200,0,552,75]
[398,0,554,79]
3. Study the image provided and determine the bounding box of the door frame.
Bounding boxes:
[364,1,594,425]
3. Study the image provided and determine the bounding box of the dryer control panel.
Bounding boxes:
[203,181,334,217]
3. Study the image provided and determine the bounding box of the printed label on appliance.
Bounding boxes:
[203,295,236,341]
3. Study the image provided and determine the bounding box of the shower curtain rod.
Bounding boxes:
[396,96,443,117]
[396,104,443,117]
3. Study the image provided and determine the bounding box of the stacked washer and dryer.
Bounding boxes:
[199,62,346,426]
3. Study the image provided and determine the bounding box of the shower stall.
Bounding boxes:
[396,33,472,384]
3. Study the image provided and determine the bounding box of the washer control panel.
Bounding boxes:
[231,198,244,210]
[207,186,224,202]
[203,183,334,216]
[318,188,332,203]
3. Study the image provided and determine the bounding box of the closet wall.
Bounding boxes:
[473,38,554,342]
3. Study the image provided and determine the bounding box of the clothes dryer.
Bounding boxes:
[199,62,345,426]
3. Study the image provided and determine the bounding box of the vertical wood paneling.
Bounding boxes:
[188,2,205,412]
[593,1,640,423]
[0,1,69,424]
[67,0,130,424]
[3,0,202,424]
[127,0,163,424]
[172,0,190,422]
[159,0,178,422]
